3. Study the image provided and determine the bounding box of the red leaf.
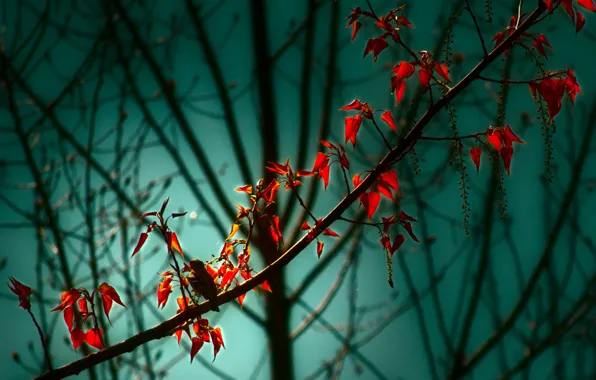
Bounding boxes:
[210,327,225,361]
[262,179,280,203]
[85,328,103,350]
[382,215,396,234]
[391,234,406,255]
[205,264,218,279]
[576,12,586,33]
[376,181,394,200]
[486,128,503,151]
[396,15,413,27]
[578,0,596,12]
[190,337,204,362]
[345,115,363,147]
[52,289,81,312]
[418,68,432,90]
[174,326,189,345]
[345,7,361,27]
[323,228,340,238]
[363,37,389,62]
[317,241,324,258]
[300,221,310,230]
[501,146,514,176]
[434,62,451,82]
[502,125,526,147]
[403,222,420,243]
[565,69,582,104]
[159,197,170,216]
[141,211,158,218]
[470,147,482,173]
[8,277,33,310]
[339,99,363,111]
[532,34,552,58]
[220,268,239,289]
[260,281,272,292]
[64,306,74,332]
[319,140,337,151]
[492,31,505,45]
[235,184,253,194]
[319,165,330,189]
[226,224,240,241]
[237,292,246,308]
[360,192,381,221]
[392,61,415,81]
[70,328,86,350]
[78,299,89,317]
[381,110,397,132]
[392,78,407,104]
[269,215,283,246]
[398,210,417,222]
[381,234,406,256]
[157,277,173,309]
[351,22,361,41]
[312,152,330,172]
[266,161,290,176]
[379,170,399,192]
[176,296,191,313]
[131,232,148,257]
[221,242,234,257]
[98,282,126,322]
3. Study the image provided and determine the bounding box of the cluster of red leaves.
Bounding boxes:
[128,197,229,361]
[339,99,398,147]
[267,154,335,190]
[379,210,420,256]
[391,52,451,104]
[300,219,341,258]
[353,170,400,221]
[545,0,595,33]
[132,197,186,258]
[492,16,555,56]
[529,69,581,122]
[468,125,526,175]
[346,5,414,62]
[8,277,33,310]
[52,283,125,350]
[172,298,225,362]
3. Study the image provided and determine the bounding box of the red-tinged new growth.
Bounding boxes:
[470,147,482,173]
[52,283,124,351]
[339,99,375,147]
[485,125,526,175]
[177,315,225,362]
[98,282,126,323]
[350,5,413,62]
[8,277,33,310]
[157,274,173,309]
[353,170,400,220]
[266,159,302,190]
[131,197,187,258]
[528,69,581,122]
[381,234,406,256]
[492,16,555,57]
[381,110,398,133]
[390,52,450,105]
[319,140,350,170]
[297,152,331,189]
[545,0,595,33]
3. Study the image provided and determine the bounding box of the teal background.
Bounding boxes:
[1,0,595,379]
